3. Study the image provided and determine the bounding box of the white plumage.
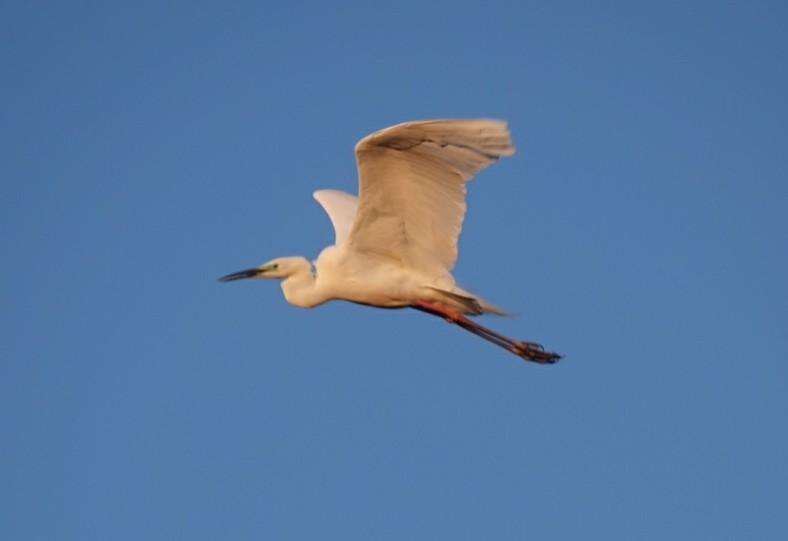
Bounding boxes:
[220,119,560,363]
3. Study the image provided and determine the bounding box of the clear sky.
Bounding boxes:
[2,1,787,539]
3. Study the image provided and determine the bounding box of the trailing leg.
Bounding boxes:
[411,300,561,364]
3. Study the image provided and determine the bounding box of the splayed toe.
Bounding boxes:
[512,341,562,364]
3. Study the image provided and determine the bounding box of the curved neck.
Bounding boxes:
[280,258,326,308]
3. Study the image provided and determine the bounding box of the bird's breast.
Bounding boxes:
[315,255,420,308]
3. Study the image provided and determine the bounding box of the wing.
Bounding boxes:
[313,189,358,245]
[347,119,515,273]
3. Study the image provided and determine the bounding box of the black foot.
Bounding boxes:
[511,341,562,364]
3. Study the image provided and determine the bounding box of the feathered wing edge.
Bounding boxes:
[350,119,516,273]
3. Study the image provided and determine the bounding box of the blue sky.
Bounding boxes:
[2,1,787,539]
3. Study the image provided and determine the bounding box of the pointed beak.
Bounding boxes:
[218,267,262,282]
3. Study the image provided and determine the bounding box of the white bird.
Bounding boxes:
[220,119,560,363]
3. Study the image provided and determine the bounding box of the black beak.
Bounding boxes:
[218,268,261,282]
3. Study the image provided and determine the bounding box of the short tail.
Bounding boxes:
[452,286,512,316]
[476,298,512,316]
[426,287,511,316]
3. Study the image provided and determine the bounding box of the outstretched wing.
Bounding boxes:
[347,119,515,273]
[313,189,358,246]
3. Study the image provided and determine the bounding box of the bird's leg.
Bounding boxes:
[412,300,561,364]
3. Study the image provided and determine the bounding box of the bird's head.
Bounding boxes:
[218,257,308,282]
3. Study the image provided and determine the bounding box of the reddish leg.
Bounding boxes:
[412,300,561,364]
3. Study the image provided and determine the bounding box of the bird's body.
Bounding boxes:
[220,119,560,363]
[272,250,479,313]
[261,252,420,310]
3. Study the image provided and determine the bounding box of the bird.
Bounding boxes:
[219,119,561,364]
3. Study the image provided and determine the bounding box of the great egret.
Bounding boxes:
[220,119,561,364]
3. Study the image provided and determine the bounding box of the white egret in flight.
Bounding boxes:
[220,119,560,363]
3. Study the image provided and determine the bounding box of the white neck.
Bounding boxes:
[279,257,327,308]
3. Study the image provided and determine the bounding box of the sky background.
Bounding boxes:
[2,1,787,539]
